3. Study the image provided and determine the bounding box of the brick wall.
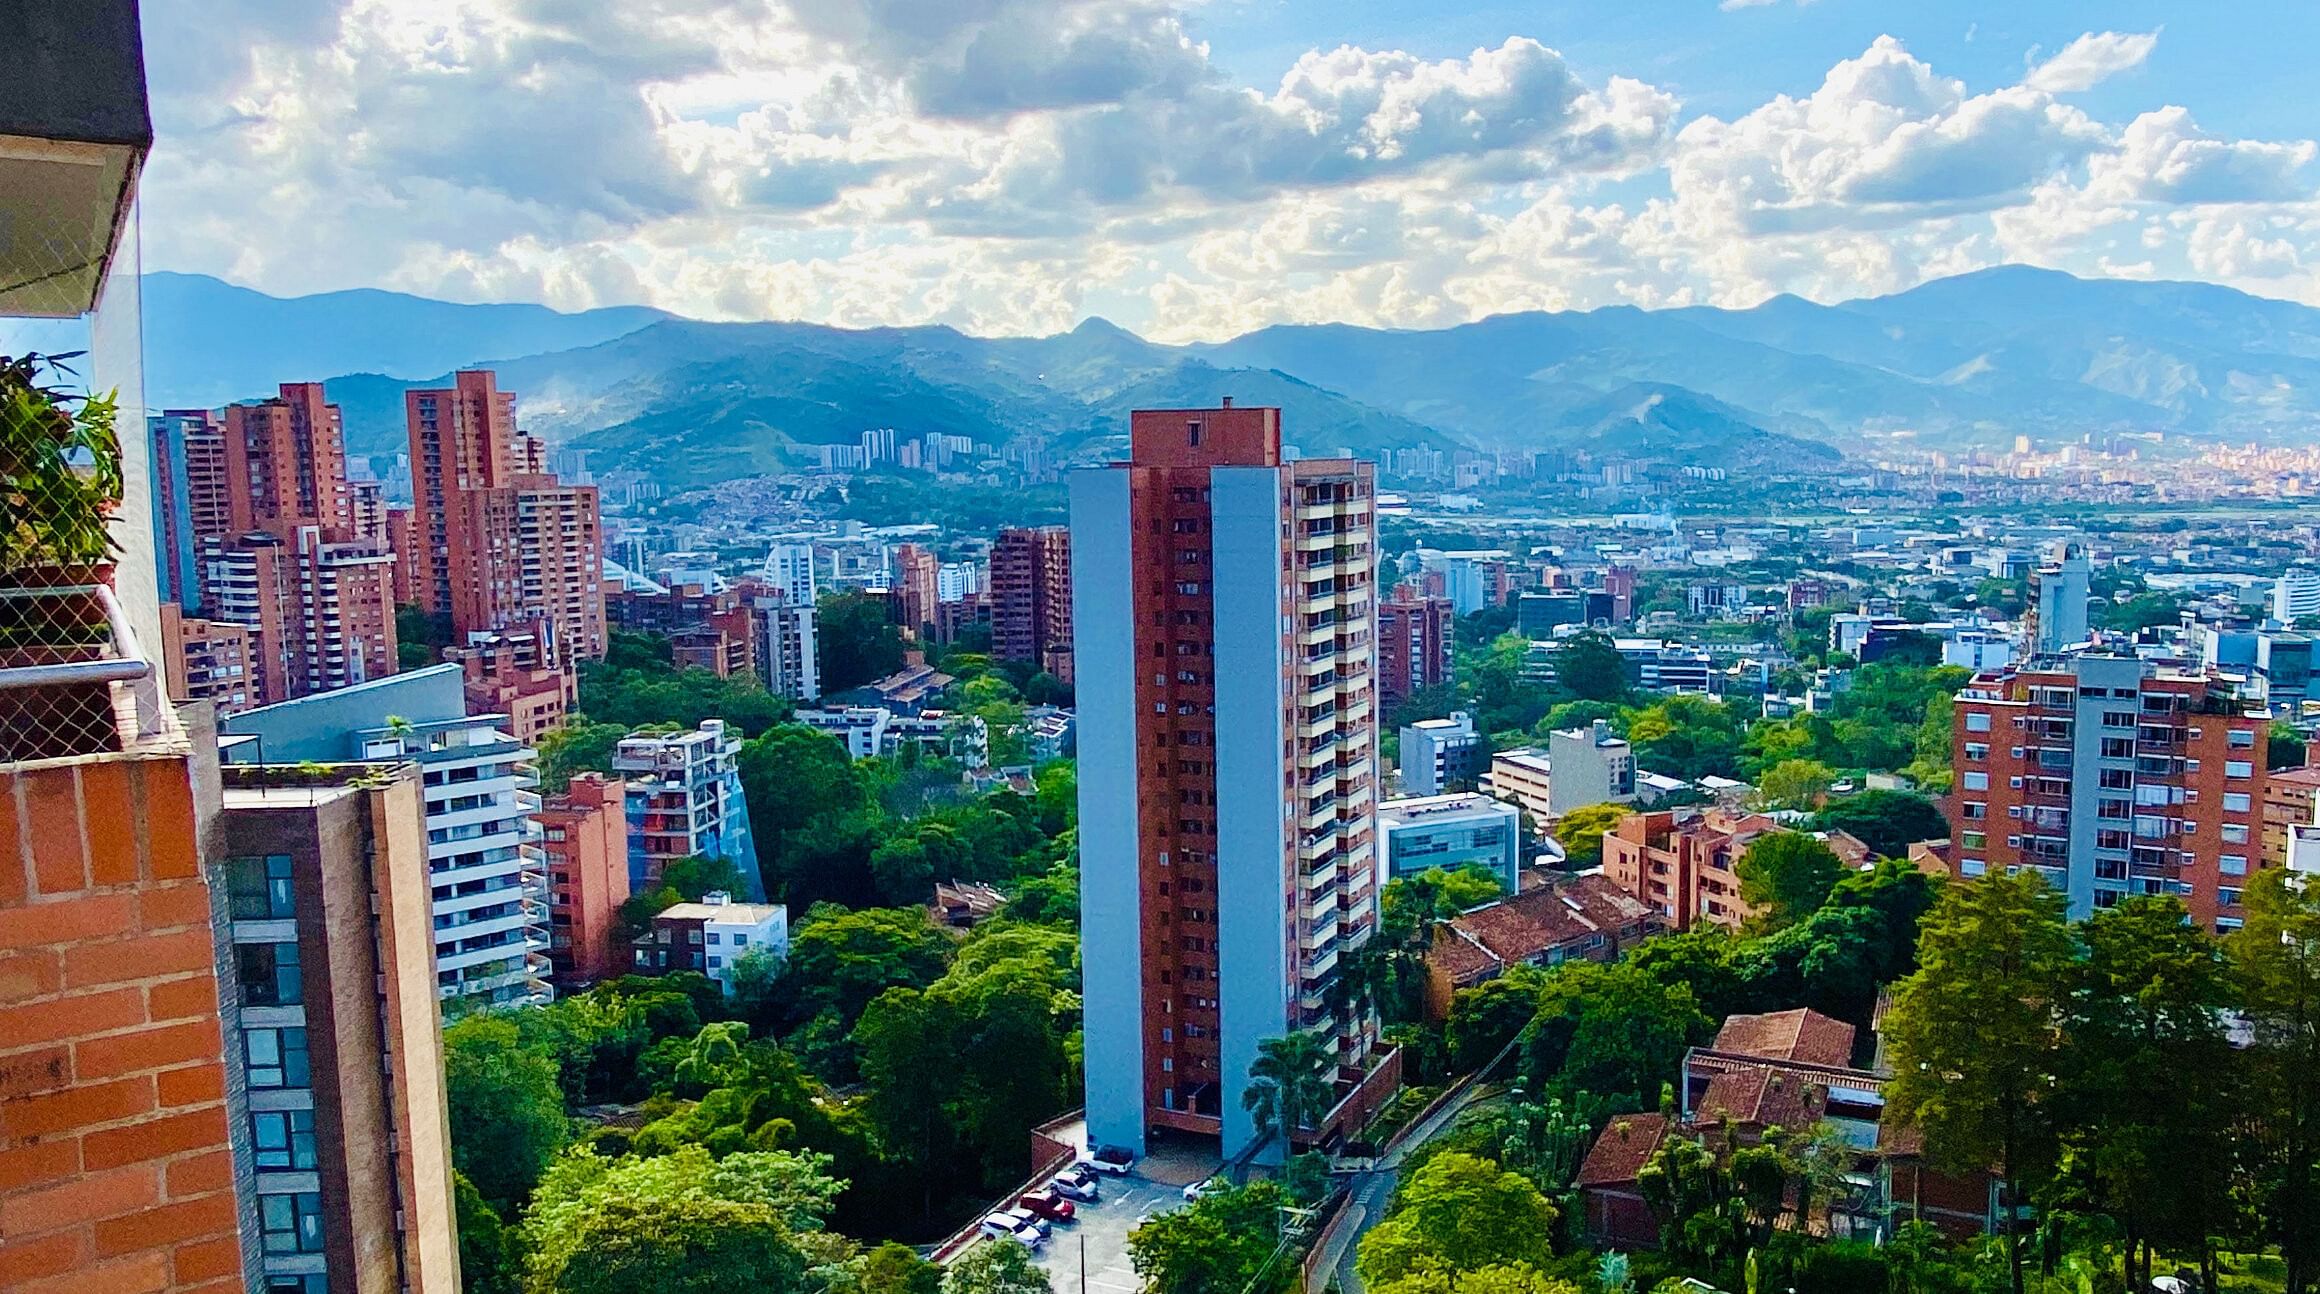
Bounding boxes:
[1,748,246,1294]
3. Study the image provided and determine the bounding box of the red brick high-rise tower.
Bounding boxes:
[991,525,1074,684]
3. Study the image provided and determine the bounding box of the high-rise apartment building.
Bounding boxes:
[1377,587,1452,718]
[614,721,764,900]
[221,666,554,1005]
[2032,542,2092,655]
[215,763,461,1294]
[179,385,399,706]
[538,774,632,989]
[1943,655,2271,930]
[159,602,258,717]
[404,370,606,662]
[2276,568,2320,626]
[991,525,1074,683]
[763,544,818,607]
[445,626,573,745]
[149,409,226,609]
[746,587,821,701]
[1075,403,1387,1159]
[891,543,939,636]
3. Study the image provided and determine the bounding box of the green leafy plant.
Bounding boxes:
[0,352,123,576]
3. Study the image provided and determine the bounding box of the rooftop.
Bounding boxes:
[1573,1112,1669,1188]
[1378,792,1514,824]
[1693,1067,1830,1132]
[1710,1008,1857,1068]
[656,899,785,924]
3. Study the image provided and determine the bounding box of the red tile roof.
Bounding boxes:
[1426,873,1657,986]
[1711,1008,1857,1067]
[1692,1068,1829,1132]
[1574,1113,1670,1188]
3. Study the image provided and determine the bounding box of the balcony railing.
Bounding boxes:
[0,583,167,761]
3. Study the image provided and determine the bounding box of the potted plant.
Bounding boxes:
[1,352,127,758]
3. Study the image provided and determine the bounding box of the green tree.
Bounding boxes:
[819,592,907,692]
[443,1014,571,1209]
[526,1193,809,1294]
[455,1169,521,1294]
[2230,868,2320,1293]
[1129,1180,1295,1294]
[1356,1152,1558,1286]
[536,721,628,794]
[2273,720,2310,771]
[1883,870,2074,1294]
[1372,1265,1579,1294]
[1754,758,1835,811]
[1809,789,1948,859]
[1734,832,1844,930]
[1520,962,1708,1111]
[1556,632,1629,702]
[836,1243,943,1294]
[1243,1031,1335,1148]
[1446,967,1548,1073]
[1553,802,1630,869]
[1623,695,1742,781]
[781,906,953,1028]
[938,1240,1049,1294]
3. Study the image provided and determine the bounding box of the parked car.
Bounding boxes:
[979,1213,1045,1249]
[1050,1166,1100,1202]
[1082,1144,1136,1174]
[1017,1188,1077,1223]
[1182,1175,1228,1202]
[1002,1206,1053,1240]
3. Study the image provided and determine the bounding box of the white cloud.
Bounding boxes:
[135,4,2320,339]
[2023,30,2159,94]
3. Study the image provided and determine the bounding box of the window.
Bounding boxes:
[226,855,296,920]
[2221,888,2245,908]
[266,1277,327,1294]
[1962,802,1987,820]
[2223,854,2249,876]
[732,933,749,947]
[252,1109,317,1170]
[2223,823,2250,844]
[1965,743,1989,761]
[237,941,303,1007]
[707,955,722,969]
[261,1191,326,1254]
[2225,793,2253,813]
[1965,712,1992,733]
[706,932,722,945]
[1962,771,1989,791]
[244,1027,310,1089]
[1961,831,1987,850]
[2226,760,2254,779]
[2230,728,2256,749]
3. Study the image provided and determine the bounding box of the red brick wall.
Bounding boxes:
[1,751,245,1294]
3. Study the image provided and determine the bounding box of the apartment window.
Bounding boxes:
[226,855,297,920]
[2225,793,2254,813]
[237,941,303,1007]
[2226,760,2254,779]
[252,1109,317,1170]
[1961,832,1987,850]
[1962,771,1989,791]
[2221,888,2245,908]
[260,1191,326,1254]
[706,932,722,945]
[2223,823,2250,844]
[244,1027,310,1089]
[1963,802,1987,820]
[2100,738,2135,759]
[2223,854,2249,876]
[732,933,750,947]
[1965,743,1989,761]
[2099,768,2134,790]
[267,1277,327,1294]
[1965,712,1992,733]
[2230,729,2256,749]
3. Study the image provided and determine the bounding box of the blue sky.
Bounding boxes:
[138,1,2320,339]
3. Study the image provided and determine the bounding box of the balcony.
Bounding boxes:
[0,1,152,319]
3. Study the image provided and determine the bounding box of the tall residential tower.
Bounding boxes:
[1074,403,1385,1160]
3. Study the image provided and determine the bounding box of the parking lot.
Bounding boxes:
[993,1137,1217,1293]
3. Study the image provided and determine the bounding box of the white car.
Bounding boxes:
[1002,1206,1053,1240]
[1050,1168,1100,1202]
[979,1213,1046,1249]
[1182,1175,1229,1202]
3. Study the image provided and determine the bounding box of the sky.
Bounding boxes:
[137,0,2320,342]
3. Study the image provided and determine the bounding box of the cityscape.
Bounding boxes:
[9,5,2320,1294]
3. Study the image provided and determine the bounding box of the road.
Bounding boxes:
[1308,1081,1505,1294]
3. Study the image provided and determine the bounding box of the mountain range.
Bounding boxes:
[140,267,2320,487]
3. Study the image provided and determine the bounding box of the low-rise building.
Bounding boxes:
[1546,719,1637,816]
[633,893,789,992]
[794,706,990,766]
[1600,807,1785,931]
[1400,710,1483,795]
[1422,874,1659,1017]
[2263,764,2320,868]
[1378,793,1523,894]
[539,773,631,989]
[1482,747,1554,821]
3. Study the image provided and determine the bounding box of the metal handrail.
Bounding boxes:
[0,583,166,744]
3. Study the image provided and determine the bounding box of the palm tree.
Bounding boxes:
[1242,1031,1335,1151]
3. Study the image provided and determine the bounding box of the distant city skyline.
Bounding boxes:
[142,1,2318,342]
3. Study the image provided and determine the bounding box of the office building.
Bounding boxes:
[538,774,632,988]
[1519,589,1585,637]
[1377,588,1453,719]
[1482,748,1555,822]
[632,894,790,992]
[221,666,554,1005]
[159,602,258,717]
[404,370,607,662]
[1600,807,1785,931]
[1547,720,1639,816]
[1399,711,1482,796]
[2033,543,2092,654]
[613,721,763,900]
[1075,402,1391,1160]
[991,525,1075,683]
[1943,655,2271,929]
[216,763,461,1294]
[1377,793,1522,893]
[2277,568,2320,626]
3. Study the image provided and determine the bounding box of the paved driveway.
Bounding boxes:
[1027,1170,1187,1294]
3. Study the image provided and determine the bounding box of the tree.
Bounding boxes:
[1809,789,1948,859]
[1356,1152,1558,1286]
[819,592,907,692]
[2231,869,2320,1293]
[1734,832,1844,930]
[781,906,953,1028]
[2274,720,2310,771]
[1556,632,1629,702]
[527,1193,809,1294]
[660,854,746,901]
[443,1014,571,1208]
[841,1243,943,1294]
[1130,1180,1294,1294]
[1883,870,2073,1294]
[1372,1265,1579,1294]
[1446,967,1548,1072]
[1552,802,1631,869]
[1754,758,1835,811]
[1244,1031,1335,1148]
[537,720,628,793]
[1519,962,1708,1111]
[454,1169,521,1294]
[938,1240,1049,1294]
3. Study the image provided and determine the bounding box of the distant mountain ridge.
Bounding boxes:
[142,266,2320,484]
